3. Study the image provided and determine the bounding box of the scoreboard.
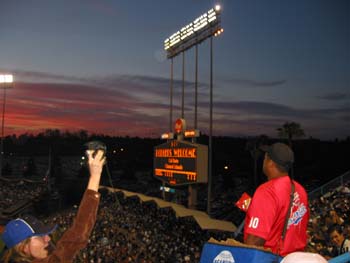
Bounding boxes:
[154,140,208,185]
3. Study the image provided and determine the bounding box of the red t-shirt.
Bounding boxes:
[244,176,309,256]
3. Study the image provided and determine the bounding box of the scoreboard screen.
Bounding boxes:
[153,140,208,185]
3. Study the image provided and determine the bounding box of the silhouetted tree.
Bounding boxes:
[44,129,61,138]
[78,130,88,140]
[277,122,305,147]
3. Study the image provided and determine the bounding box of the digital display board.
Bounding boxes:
[154,140,208,185]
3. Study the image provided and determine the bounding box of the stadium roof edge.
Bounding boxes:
[102,186,237,233]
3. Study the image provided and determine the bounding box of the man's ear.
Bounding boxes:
[265,157,274,168]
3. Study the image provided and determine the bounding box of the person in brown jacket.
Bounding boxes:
[1,149,105,263]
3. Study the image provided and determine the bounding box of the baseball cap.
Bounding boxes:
[260,142,294,170]
[1,215,57,249]
[281,252,328,263]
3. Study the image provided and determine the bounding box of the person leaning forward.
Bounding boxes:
[244,142,309,257]
[1,149,106,263]
[328,224,350,256]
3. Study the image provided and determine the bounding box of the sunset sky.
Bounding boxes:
[1,0,349,140]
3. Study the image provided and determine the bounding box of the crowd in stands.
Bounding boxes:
[43,191,231,263]
[1,178,350,262]
[307,182,350,259]
[0,179,44,208]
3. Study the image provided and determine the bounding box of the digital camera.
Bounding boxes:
[84,141,107,158]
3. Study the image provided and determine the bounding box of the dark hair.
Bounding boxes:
[314,239,326,246]
[328,224,343,236]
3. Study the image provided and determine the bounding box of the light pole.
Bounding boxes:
[163,5,223,215]
[0,74,14,178]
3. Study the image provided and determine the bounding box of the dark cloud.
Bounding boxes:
[6,69,205,98]
[104,74,209,97]
[5,79,171,136]
[204,101,309,118]
[209,100,350,122]
[218,77,287,88]
[342,115,350,122]
[2,70,349,139]
[318,92,348,101]
[134,102,180,111]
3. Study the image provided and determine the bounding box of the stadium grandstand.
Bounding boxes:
[1,170,350,262]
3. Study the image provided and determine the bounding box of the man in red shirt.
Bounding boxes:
[244,143,309,256]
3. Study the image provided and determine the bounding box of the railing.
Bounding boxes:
[308,170,350,199]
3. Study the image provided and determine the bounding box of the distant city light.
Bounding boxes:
[184,129,200,138]
[161,132,174,139]
[0,74,14,83]
[160,186,176,193]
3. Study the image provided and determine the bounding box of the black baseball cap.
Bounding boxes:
[260,143,294,170]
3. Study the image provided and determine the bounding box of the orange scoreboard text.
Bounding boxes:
[153,140,208,185]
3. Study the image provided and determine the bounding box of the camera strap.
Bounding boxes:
[277,178,295,256]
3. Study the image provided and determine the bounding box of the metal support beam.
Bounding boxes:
[207,35,213,216]
[182,52,185,118]
[0,87,6,178]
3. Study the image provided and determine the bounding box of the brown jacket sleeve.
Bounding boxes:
[35,189,100,263]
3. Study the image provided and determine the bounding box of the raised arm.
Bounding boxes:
[86,149,106,192]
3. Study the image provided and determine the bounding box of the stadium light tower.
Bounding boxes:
[164,5,222,58]
[164,5,223,215]
[0,74,14,178]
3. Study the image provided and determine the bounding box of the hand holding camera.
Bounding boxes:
[85,141,107,159]
[85,141,106,191]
